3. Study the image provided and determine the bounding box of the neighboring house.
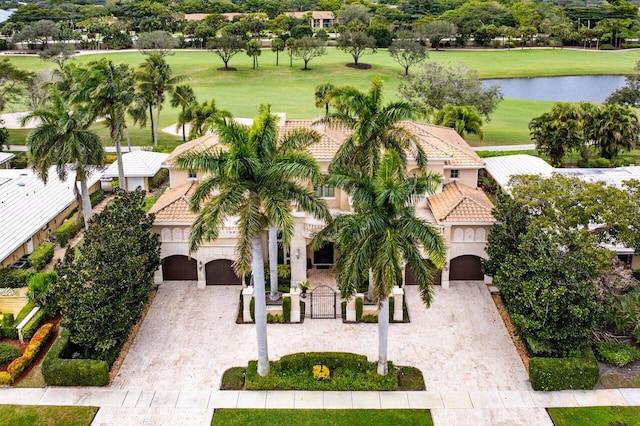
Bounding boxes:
[0,167,101,268]
[285,11,335,29]
[150,117,495,289]
[101,151,169,192]
[0,153,14,169]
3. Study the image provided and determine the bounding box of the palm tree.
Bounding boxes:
[23,88,104,229]
[136,53,189,146]
[314,150,445,375]
[175,107,330,376]
[433,104,485,141]
[324,76,427,175]
[314,82,335,117]
[179,98,229,140]
[170,84,196,142]
[589,103,640,163]
[73,59,135,186]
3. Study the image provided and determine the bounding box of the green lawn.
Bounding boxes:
[211,409,434,425]
[5,48,640,147]
[547,406,640,426]
[0,405,98,426]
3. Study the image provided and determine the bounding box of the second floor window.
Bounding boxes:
[450,169,459,179]
[314,185,335,198]
[188,169,197,179]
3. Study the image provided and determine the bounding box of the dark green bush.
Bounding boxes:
[267,313,285,323]
[2,313,16,339]
[282,297,291,322]
[221,367,246,390]
[600,44,614,50]
[250,297,255,322]
[150,168,169,190]
[0,343,20,367]
[397,366,425,391]
[362,314,377,323]
[356,298,363,322]
[54,217,82,247]
[0,268,34,288]
[632,269,640,281]
[42,331,109,386]
[21,309,45,340]
[28,242,54,270]
[529,348,599,391]
[89,189,105,207]
[594,342,640,367]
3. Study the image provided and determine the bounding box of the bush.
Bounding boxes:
[42,331,109,387]
[492,40,502,49]
[267,313,284,323]
[221,367,246,390]
[632,269,640,281]
[397,366,425,391]
[89,190,105,207]
[600,44,615,50]
[54,217,82,247]
[149,168,169,190]
[0,268,34,288]
[0,343,20,367]
[1,313,16,340]
[362,314,377,323]
[594,342,640,367]
[529,348,600,391]
[283,297,291,322]
[312,365,330,380]
[27,242,54,270]
[356,298,363,322]
[20,309,45,340]
[3,323,53,384]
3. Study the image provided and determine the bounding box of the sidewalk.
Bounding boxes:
[472,144,536,152]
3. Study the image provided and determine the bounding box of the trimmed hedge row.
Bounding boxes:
[89,190,105,207]
[42,331,109,387]
[28,242,54,270]
[0,343,20,367]
[0,323,53,385]
[54,217,82,247]
[0,268,33,288]
[21,309,45,340]
[529,348,600,391]
[594,342,640,367]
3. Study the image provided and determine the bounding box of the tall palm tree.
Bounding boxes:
[314,82,336,117]
[589,103,640,162]
[136,52,189,146]
[128,89,156,142]
[170,84,195,142]
[324,76,427,175]
[23,88,104,229]
[179,98,229,140]
[433,104,485,141]
[175,107,330,376]
[73,59,136,186]
[314,151,445,375]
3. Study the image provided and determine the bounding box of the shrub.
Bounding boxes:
[27,242,54,270]
[4,323,53,384]
[1,313,16,339]
[362,314,377,323]
[282,297,291,322]
[397,366,425,391]
[356,298,363,322]
[0,343,20,367]
[492,40,502,49]
[149,168,169,190]
[600,44,614,50]
[21,309,45,340]
[0,268,34,288]
[54,217,81,247]
[42,331,109,386]
[27,272,57,317]
[632,269,640,281]
[89,189,105,207]
[267,313,284,323]
[594,342,640,367]
[250,297,255,322]
[529,348,599,391]
[221,367,246,390]
[592,157,611,168]
[0,372,12,385]
[312,365,330,380]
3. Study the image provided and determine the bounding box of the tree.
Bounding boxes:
[588,103,640,162]
[38,43,75,69]
[12,20,58,48]
[415,21,457,50]
[245,39,262,69]
[399,62,503,120]
[285,37,296,68]
[23,89,104,229]
[175,107,329,376]
[136,30,178,56]
[170,85,196,142]
[388,38,427,76]
[434,105,484,141]
[336,4,371,27]
[208,35,245,70]
[73,59,136,186]
[293,37,326,70]
[314,82,336,117]
[336,31,377,66]
[53,189,161,360]
[606,61,640,107]
[528,102,584,167]
[0,58,34,112]
[136,52,189,146]
[178,98,229,140]
[314,150,445,374]
[271,38,285,66]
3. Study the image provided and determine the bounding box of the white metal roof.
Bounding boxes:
[483,154,555,191]
[0,152,15,165]
[102,151,169,178]
[556,166,640,188]
[0,167,101,264]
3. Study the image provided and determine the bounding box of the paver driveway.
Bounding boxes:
[111,281,529,392]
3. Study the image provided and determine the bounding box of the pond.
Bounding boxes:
[482,75,628,103]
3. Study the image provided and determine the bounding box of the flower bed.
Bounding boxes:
[0,323,53,385]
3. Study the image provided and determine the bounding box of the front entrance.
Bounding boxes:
[309,285,337,319]
[313,243,334,268]
[162,255,198,281]
[405,261,442,286]
[205,259,241,285]
[450,255,484,281]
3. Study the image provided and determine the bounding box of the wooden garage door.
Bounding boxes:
[450,255,483,281]
[205,259,241,285]
[162,255,197,281]
[405,261,442,286]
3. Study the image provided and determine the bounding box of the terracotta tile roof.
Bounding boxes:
[279,120,344,160]
[428,181,495,223]
[164,133,221,167]
[149,181,198,223]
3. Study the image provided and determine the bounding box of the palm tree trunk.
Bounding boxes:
[114,129,126,190]
[268,226,278,300]
[125,127,132,152]
[149,104,155,142]
[252,235,270,376]
[154,97,161,146]
[368,269,374,294]
[377,298,389,375]
[79,175,92,228]
[181,107,187,142]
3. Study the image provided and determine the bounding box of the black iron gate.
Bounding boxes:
[309,285,337,319]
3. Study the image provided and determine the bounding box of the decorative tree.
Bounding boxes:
[336,31,377,66]
[293,37,326,70]
[388,38,427,76]
[208,35,245,70]
[271,38,285,66]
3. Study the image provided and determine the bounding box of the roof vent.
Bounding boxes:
[16,182,24,187]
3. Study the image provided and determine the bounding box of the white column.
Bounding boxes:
[154,267,163,285]
[242,287,254,323]
[392,286,404,322]
[290,289,301,323]
[346,296,356,322]
[197,260,206,290]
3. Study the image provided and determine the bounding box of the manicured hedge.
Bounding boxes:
[0,323,53,386]
[28,242,54,270]
[20,310,45,340]
[149,168,169,190]
[283,297,291,322]
[42,331,109,387]
[594,342,640,367]
[89,189,105,207]
[1,313,16,340]
[0,268,34,288]
[54,217,82,247]
[529,348,599,391]
[0,343,20,367]
[356,298,363,322]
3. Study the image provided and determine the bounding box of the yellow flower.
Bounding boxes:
[312,365,330,380]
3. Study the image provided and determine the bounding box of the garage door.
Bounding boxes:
[450,255,483,281]
[162,255,197,281]
[405,261,442,286]
[205,259,241,285]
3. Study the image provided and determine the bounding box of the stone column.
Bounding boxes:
[346,296,356,322]
[290,213,308,285]
[197,260,206,290]
[154,266,163,285]
[392,286,404,322]
[242,287,254,322]
[441,225,452,289]
[290,288,301,323]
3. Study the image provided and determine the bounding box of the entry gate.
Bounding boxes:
[309,285,337,319]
